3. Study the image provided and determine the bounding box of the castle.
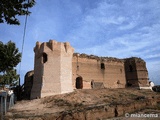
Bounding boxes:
[24,40,149,99]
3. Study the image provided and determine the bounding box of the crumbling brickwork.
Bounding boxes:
[23,70,34,99]
[24,40,149,99]
[72,53,126,89]
[124,57,149,87]
[72,54,149,89]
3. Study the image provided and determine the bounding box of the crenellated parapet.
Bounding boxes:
[73,53,124,63]
[34,40,74,56]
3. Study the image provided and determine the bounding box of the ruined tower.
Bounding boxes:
[30,40,74,99]
[124,57,149,87]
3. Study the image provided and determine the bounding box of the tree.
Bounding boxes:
[0,0,35,25]
[0,41,21,86]
[0,41,21,72]
[0,69,19,86]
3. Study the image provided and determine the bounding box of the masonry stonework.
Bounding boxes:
[124,57,149,87]
[72,53,126,89]
[23,70,34,99]
[30,40,74,99]
[25,40,149,99]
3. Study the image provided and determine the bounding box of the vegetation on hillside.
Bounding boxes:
[0,41,21,86]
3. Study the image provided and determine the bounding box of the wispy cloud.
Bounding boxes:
[1,0,160,84]
[118,22,137,30]
[25,0,160,84]
[66,0,160,57]
[147,60,160,84]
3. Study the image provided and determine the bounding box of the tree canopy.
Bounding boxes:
[0,41,21,72]
[0,69,19,86]
[0,41,21,85]
[0,0,35,25]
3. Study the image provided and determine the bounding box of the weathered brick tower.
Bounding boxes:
[124,57,149,87]
[30,40,74,99]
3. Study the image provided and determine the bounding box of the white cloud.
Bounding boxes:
[67,0,160,57]
[147,61,160,85]
[99,16,126,25]
[145,54,160,59]
[118,22,137,30]
[1,0,160,84]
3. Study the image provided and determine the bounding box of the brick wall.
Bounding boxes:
[72,54,126,89]
[30,40,74,99]
[26,40,149,99]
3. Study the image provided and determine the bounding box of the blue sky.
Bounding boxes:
[0,0,160,85]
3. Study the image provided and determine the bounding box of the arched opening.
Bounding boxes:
[101,63,105,69]
[76,77,83,89]
[42,53,47,63]
[117,80,120,84]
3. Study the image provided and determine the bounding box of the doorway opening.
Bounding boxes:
[76,77,83,89]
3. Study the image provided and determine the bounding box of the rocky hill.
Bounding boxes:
[5,88,160,120]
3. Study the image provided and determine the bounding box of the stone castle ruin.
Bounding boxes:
[24,40,149,99]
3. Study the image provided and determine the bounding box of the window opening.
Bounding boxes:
[101,63,105,69]
[42,53,47,63]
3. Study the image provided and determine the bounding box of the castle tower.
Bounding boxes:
[30,40,74,99]
[124,57,149,87]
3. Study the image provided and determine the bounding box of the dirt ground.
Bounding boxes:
[5,88,160,119]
